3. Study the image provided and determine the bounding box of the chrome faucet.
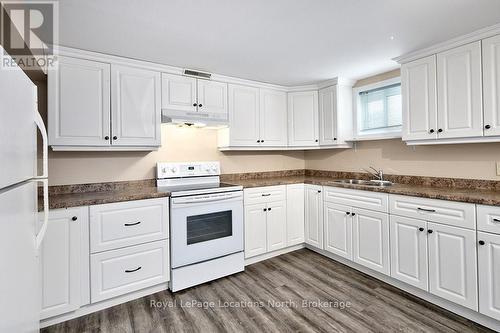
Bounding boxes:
[362,166,384,181]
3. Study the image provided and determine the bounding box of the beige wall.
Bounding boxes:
[48,125,305,185]
[305,139,500,180]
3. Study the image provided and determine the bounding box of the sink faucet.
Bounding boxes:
[362,166,384,181]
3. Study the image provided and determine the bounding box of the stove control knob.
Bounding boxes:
[204,165,211,173]
[211,165,218,172]
[161,167,167,174]
[170,166,178,174]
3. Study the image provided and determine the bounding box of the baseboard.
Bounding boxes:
[244,243,305,265]
[305,244,500,332]
[40,283,169,328]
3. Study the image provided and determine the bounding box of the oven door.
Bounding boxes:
[170,191,243,268]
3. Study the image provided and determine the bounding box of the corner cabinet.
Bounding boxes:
[304,184,323,248]
[39,207,90,320]
[48,56,162,151]
[288,91,319,147]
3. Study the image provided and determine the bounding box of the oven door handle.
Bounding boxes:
[173,195,241,205]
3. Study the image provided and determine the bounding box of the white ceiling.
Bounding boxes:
[59,0,500,86]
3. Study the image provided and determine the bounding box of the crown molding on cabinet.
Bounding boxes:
[55,45,354,92]
[393,22,500,64]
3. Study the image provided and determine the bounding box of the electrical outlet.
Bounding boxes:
[497,162,500,176]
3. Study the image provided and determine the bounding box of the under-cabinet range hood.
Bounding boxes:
[161,69,228,127]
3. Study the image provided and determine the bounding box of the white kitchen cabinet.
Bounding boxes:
[197,79,228,116]
[286,184,305,246]
[288,91,319,146]
[389,215,428,291]
[436,41,483,139]
[401,55,438,141]
[161,73,197,112]
[478,232,500,320]
[40,207,90,320]
[227,84,260,146]
[324,202,352,260]
[483,34,500,137]
[244,203,267,258]
[304,184,323,248]
[111,65,161,147]
[428,222,477,310]
[477,204,500,234]
[48,56,111,147]
[352,208,390,275]
[318,85,353,146]
[266,201,287,252]
[260,89,288,146]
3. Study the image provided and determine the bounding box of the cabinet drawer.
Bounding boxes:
[90,240,169,303]
[90,198,169,253]
[477,205,500,235]
[323,186,388,213]
[389,195,475,229]
[244,185,286,205]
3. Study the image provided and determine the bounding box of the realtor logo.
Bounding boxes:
[0,0,58,70]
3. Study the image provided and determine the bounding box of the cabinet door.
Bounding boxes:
[352,208,390,275]
[40,207,90,320]
[288,91,319,146]
[111,65,161,147]
[228,84,260,146]
[161,73,197,112]
[286,184,305,246]
[401,55,438,141]
[478,232,500,320]
[428,222,477,310]
[437,41,483,139]
[48,56,110,146]
[244,203,267,258]
[197,80,228,117]
[304,185,323,248]
[260,89,287,146]
[483,34,500,137]
[324,202,352,260]
[266,201,287,252]
[389,215,428,291]
[319,86,338,145]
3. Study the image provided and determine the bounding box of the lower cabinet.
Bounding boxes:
[389,215,428,291]
[39,207,90,320]
[286,184,305,246]
[428,222,478,310]
[478,231,500,320]
[324,202,352,260]
[244,200,286,258]
[305,184,323,248]
[352,208,390,275]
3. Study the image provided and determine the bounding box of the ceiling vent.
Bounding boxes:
[183,69,211,80]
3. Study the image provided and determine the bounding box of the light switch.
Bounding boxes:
[497,162,500,176]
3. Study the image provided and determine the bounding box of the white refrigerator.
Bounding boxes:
[0,46,49,332]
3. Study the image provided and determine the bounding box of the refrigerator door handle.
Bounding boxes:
[34,111,48,179]
[35,178,49,250]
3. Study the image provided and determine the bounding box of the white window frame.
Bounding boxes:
[352,77,402,141]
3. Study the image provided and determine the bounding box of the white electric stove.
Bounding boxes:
[156,161,244,292]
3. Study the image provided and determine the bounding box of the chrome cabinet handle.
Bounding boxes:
[124,221,141,227]
[417,207,436,213]
[492,218,500,223]
[125,266,142,273]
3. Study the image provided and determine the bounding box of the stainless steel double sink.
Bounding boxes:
[331,179,394,187]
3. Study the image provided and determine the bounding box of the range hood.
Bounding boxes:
[161,69,228,127]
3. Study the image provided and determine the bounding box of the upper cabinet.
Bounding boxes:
[111,65,161,147]
[48,56,162,151]
[401,55,438,141]
[48,56,111,147]
[399,33,500,145]
[218,84,287,148]
[288,91,319,147]
[197,79,228,116]
[483,34,500,137]
[436,41,483,139]
[318,85,353,146]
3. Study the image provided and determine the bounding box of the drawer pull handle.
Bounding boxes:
[124,221,141,227]
[492,218,500,223]
[125,266,142,273]
[417,207,436,213]
[261,194,271,197]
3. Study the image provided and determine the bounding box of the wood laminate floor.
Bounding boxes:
[42,249,494,333]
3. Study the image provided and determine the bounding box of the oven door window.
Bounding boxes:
[186,210,233,245]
